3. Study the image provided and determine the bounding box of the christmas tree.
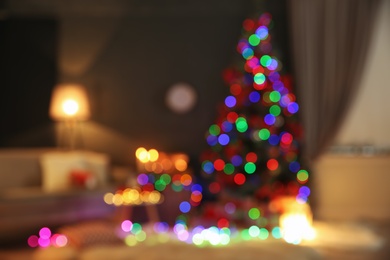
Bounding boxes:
[199,12,310,230]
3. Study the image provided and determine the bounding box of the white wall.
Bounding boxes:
[314,1,390,221]
[335,0,390,147]
[314,154,390,221]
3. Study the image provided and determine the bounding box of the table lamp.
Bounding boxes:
[49,84,90,149]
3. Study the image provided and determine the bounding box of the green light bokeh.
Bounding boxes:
[258,128,270,140]
[269,105,281,116]
[209,124,220,136]
[236,117,248,133]
[248,34,261,46]
[297,170,309,182]
[260,55,272,67]
[244,162,256,174]
[248,208,261,220]
[224,163,235,175]
[269,91,281,102]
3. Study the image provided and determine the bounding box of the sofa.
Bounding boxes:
[0,148,117,245]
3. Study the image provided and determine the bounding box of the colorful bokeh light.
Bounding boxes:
[28,227,67,248]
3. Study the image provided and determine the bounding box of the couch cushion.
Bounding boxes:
[0,148,57,189]
[0,186,116,244]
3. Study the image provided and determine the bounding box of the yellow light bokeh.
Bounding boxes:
[123,188,141,204]
[125,235,138,246]
[135,147,147,159]
[148,149,159,162]
[136,147,161,164]
[135,148,192,175]
[138,150,150,163]
[149,191,162,204]
[103,188,162,206]
[103,193,114,205]
[113,193,124,206]
[140,191,150,202]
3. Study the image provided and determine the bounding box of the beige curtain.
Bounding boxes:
[287,0,381,162]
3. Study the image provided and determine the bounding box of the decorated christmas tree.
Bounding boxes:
[199,12,310,230]
[102,12,313,246]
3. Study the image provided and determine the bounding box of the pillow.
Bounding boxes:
[40,151,109,192]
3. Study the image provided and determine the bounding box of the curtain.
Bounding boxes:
[287,0,381,162]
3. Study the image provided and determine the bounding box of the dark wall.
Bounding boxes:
[0,0,291,163]
[78,1,290,158]
[82,13,248,156]
[0,18,57,146]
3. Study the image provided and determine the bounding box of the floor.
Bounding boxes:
[0,220,389,260]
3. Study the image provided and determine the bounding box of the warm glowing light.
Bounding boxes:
[103,193,114,204]
[279,199,316,244]
[149,191,162,204]
[138,150,150,163]
[161,158,173,171]
[104,188,162,206]
[49,84,90,120]
[135,147,147,159]
[140,191,151,203]
[62,99,79,115]
[174,158,188,172]
[148,149,159,162]
[191,191,202,203]
[113,193,124,206]
[180,174,192,186]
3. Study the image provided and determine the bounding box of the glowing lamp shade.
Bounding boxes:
[50,84,90,120]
